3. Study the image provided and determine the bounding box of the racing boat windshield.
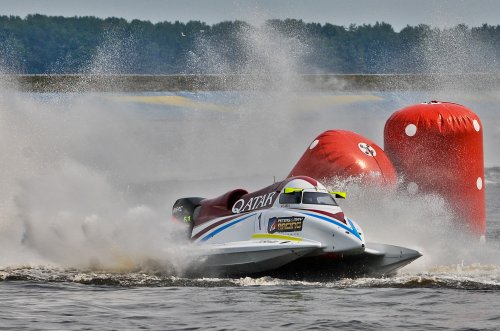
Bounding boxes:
[302,192,338,206]
[279,191,302,204]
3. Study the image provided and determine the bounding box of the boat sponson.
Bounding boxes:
[265,242,422,280]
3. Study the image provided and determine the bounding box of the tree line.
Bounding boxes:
[1,14,499,74]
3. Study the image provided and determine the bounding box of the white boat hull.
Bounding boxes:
[186,241,421,279]
[187,240,322,276]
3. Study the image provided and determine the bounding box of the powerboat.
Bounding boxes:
[173,176,422,279]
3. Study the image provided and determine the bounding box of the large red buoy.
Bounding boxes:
[288,130,397,185]
[384,101,485,237]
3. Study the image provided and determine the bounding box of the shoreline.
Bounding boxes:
[2,74,500,92]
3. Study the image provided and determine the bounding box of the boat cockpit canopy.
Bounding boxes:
[279,191,338,206]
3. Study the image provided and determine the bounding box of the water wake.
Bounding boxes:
[3,263,500,290]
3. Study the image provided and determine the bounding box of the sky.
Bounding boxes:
[1,0,499,31]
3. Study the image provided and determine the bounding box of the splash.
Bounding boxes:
[3,265,500,290]
[0,90,197,272]
[0,18,499,286]
[0,21,320,273]
[323,177,500,275]
[420,25,497,81]
[0,33,197,273]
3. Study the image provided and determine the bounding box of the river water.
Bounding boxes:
[1,90,500,330]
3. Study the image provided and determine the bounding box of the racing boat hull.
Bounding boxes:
[266,242,422,279]
[186,240,322,277]
[186,241,421,279]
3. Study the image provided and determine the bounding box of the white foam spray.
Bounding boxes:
[0,19,499,286]
[0,32,195,274]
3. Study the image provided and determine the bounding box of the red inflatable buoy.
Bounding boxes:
[384,101,485,237]
[288,130,397,185]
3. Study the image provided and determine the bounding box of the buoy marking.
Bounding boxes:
[309,139,319,149]
[477,177,483,190]
[405,124,417,136]
[358,143,376,157]
[473,119,481,132]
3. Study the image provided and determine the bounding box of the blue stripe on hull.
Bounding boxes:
[297,211,362,241]
[200,213,256,242]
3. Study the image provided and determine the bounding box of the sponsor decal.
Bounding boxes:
[267,216,304,233]
[232,192,276,213]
